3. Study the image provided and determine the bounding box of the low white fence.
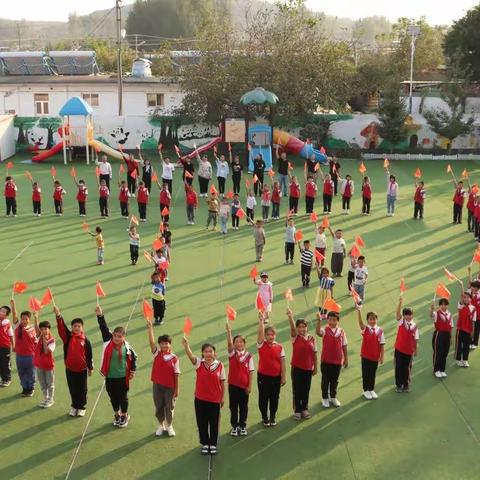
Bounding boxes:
[362,153,480,161]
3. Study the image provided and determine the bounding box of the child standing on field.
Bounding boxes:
[314,224,329,266]
[4,176,17,216]
[318,171,334,214]
[261,185,271,222]
[247,219,266,262]
[99,179,110,218]
[0,304,14,387]
[182,338,225,456]
[339,174,354,214]
[253,272,273,321]
[429,298,453,378]
[206,192,219,230]
[54,305,93,417]
[413,181,426,220]
[356,307,384,400]
[289,175,300,215]
[185,184,198,225]
[32,180,42,217]
[151,272,166,325]
[158,182,171,223]
[219,197,230,235]
[53,180,66,216]
[246,189,256,221]
[226,321,254,436]
[88,226,105,265]
[271,181,281,220]
[314,267,335,314]
[137,181,149,222]
[74,178,88,217]
[353,256,368,304]
[231,193,241,230]
[305,175,317,214]
[33,314,56,408]
[287,308,317,419]
[284,217,296,264]
[361,176,372,215]
[316,311,348,408]
[330,229,346,277]
[452,179,466,224]
[394,297,419,392]
[455,289,476,367]
[127,225,139,265]
[119,180,130,218]
[146,322,179,437]
[298,240,314,288]
[96,306,137,428]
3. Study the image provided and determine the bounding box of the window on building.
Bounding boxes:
[34,93,49,115]
[82,93,99,107]
[147,93,164,107]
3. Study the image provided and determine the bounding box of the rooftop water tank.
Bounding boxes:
[131,58,152,78]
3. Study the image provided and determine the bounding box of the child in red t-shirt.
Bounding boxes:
[413,181,426,219]
[316,311,348,408]
[158,182,171,223]
[183,337,225,456]
[185,184,198,225]
[339,174,354,214]
[99,179,110,218]
[118,180,130,218]
[287,308,317,419]
[137,181,149,222]
[147,322,179,437]
[73,178,88,216]
[31,180,42,217]
[33,313,55,407]
[318,171,334,214]
[356,306,384,400]
[361,176,372,215]
[455,290,476,367]
[4,176,17,216]
[429,298,453,377]
[466,185,476,233]
[53,180,66,216]
[226,321,254,436]
[0,304,14,386]
[270,180,281,220]
[452,179,465,224]
[288,175,300,214]
[305,175,317,214]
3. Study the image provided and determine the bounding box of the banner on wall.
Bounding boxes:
[225,119,246,143]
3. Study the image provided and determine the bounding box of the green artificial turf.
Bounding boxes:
[0,152,479,480]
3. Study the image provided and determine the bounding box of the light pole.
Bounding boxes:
[115,0,126,116]
[407,25,421,114]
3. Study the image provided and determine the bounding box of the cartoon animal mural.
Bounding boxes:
[360,122,380,149]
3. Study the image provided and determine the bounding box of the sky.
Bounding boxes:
[0,0,479,25]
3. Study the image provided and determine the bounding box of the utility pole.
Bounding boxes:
[407,25,421,115]
[116,0,124,116]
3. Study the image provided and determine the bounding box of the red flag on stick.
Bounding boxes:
[310,212,318,223]
[226,190,234,199]
[152,238,163,251]
[256,294,265,312]
[355,235,365,248]
[50,166,57,178]
[29,296,42,312]
[359,162,367,174]
[414,168,422,178]
[228,142,232,152]
[350,287,361,305]
[435,283,451,299]
[321,216,329,228]
[184,170,194,179]
[399,277,407,294]
[143,299,154,321]
[174,145,181,157]
[96,281,106,298]
[210,184,218,195]
[447,164,452,173]
[183,317,193,336]
[295,230,303,242]
[24,171,33,180]
[82,222,89,232]
[40,288,53,307]
[383,158,390,168]
[161,207,169,217]
[130,169,137,180]
[152,171,158,182]
[236,208,246,218]
[6,161,13,169]
[13,282,28,294]
[249,265,258,279]
[324,298,341,313]
[350,244,362,258]
[119,164,125,174]
[284,288,294,303]
[252,174,259,184]
[226,304,237,321]
[443,267,457,282]
[130,215,139,226]
[314,249,325,262]
[95,166,100,178]
[245,179,250,188]
[70,167,77,178]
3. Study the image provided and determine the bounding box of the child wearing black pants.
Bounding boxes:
[226,322,254,436]
[151,272,166,325]
[127,226,139,265]
[96,307,137,428]
[299,240,314,287]
[455,291,475,367]
[430,298,453,377]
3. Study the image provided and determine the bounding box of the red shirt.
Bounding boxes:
[137,186,149,204]
[228,350,254,389]
[433,310,453,333]
[76,185,88,202]
[0,318,13,348]
[289,182,300,199]
[343,181,353,199]
[53,186,64,201]
[291,335,316,371]
[160,190,171,206]
[186,190,198,207]
[321,327,346,365]
[99,185,110,198]
[474,202,480,221]
[257,341,285,376]
[271,187,281,204]
[360,326,384,362]
[467,192,475,212]
[394,320,418,355]
[194,359,225,403]
[151,350,179,388]
[14,324,37,356]
[453,188,465,205]
[32,185,41,202]
[362,183,372,199]
[457,304,476,334]
[323,180,333,196]
[414,187,425,204]
[4,182,16,198]
[305,181,317,198]
[34,337,55,370]
[119,186,129,203]
[125,158,139,174]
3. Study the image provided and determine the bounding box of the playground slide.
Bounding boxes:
[184,136,222,160]
[32,142,64,162]
[273,128,328,164]
[248,145,273,172]
[89,139,125,161]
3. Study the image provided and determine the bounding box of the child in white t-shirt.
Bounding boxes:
[353,256,368,304]
[330,229,346,277]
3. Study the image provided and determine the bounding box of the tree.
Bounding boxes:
[423,82,474,151]
[377,88,409,149]
[444,5,480,81]
[36,117,63,149]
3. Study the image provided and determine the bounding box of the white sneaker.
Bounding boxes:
[330,398,341,408]
[464,361,470,368]
[470,344,477,350]
[456,360,464,367]
[76,409,86,417]
[321,398,330,408]
[155,425,164,436]
[434,371,443,378]
[166,425,176,437]
[44,399,54,408]
[370,391,378,400]
[363,391,372,400]
[441,372,448,377]
[69,407,77,417]
[391,213,395,217]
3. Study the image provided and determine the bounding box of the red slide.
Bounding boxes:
[184,136,222,160]
[32,142,64,162]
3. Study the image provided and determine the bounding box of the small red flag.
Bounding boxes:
[210,184,218,195]
[252,174,259,184]
[226,190,234,199]
[245,179,250,188]
[288,162,293,170]
[472,184,479,195]
[143,250,153,263]
[321,216,329,228]
[82,222,89,232]
[143,298,154,321]
[40,288,53,307]
[350,287,361,305]
[473,251,480,264]
[285,288,294,302]
[152,238,163,251]
[256,294,265,312]
[295,230,303,242]
[50,166,57,178]
[119,164,125,174]
[400,277,407,293]
[446,164,452,174]
[95,166,100,178]
[159,260,169,270]
[314,249,325,262]
[267,169,275,178]
[161,206,170,216]
[183,317,193,336]
[435,283,451,300]
[314,162,320,172]
[96,281,106,298]
[152,171,158,182]
[414,168,422,178]
[236,208,246,218]
[443,268,457,282]
[359,162,367,174]
[324,297,341,313]
[249,265,258,279]
[310,211,318,223]
[130,215,139,226]
[70,167,77,177]
[350,244,362,258]
[184,170,194,179]
[320,146,326,155]
[383,158,390,168]
[355,235,365,248]
[130,169,137,180]
[226,304,237,321]
[462,168,469,178]
[6,161,13,169]
[13,282,28,294]
[29,296,43,312]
